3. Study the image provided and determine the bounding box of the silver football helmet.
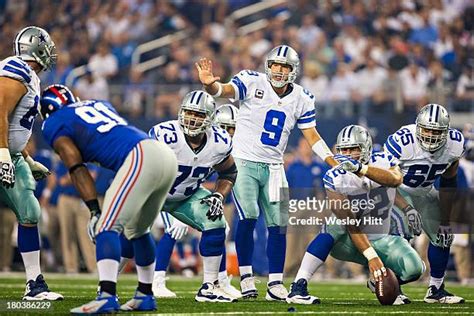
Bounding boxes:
[14,26,57,71]
[215,104,239,130]
[336,125,373,164]
[265,45,299,88]
[178,90,216,137]
[415,103,449,152]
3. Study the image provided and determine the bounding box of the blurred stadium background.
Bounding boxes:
[0,0,472,286]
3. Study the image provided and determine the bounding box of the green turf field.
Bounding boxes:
[0,274,473,315]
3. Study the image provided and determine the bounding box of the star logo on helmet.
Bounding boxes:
[38,33,46,43]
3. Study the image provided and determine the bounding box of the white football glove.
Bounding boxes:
[167,219,189,240]
[25,155,51,181]
[0,148,15,188]
[201,192,224,222]
[87,211,101,244]
[436,225,453,248]
[403,206,422,236]
[337,157,368,175]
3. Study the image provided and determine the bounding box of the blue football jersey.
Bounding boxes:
[42,100,148,171]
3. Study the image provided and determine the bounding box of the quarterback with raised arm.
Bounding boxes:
[196,45,338,301]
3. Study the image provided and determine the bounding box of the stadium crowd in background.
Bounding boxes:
[0,0,472,282]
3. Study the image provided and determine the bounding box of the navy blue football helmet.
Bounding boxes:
[39,84,77,119]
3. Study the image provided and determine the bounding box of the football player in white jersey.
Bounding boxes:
[287,125,424,305]
[142,103,241,300]
[196,45,338,301]
[0,26,62,300]
[120,91,238,302]
[384,103,465,304]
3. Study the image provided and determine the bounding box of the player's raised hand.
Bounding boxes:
[195,58,221,86]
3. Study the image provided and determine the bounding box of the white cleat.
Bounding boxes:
[152,275,177,298]
[266,281,288,302]
[424,284,465,304]
[218,275,242,299]
[23,274,64,301]
[286,279,320,305]
[393,294,411,305]
[240,274,259,299]
[195,282,236,303]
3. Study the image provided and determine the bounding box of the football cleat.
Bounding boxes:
[23,274,63,301]
[240,274,259,299]
[152,275,177,298]
[218,275,242,299]
[266,280,289,302]
[286,279,320,305]
[70,292,120,314]
[424,284,465,304]
[195,282,236,303]
[120,290,157,311]
[367,279,411,305]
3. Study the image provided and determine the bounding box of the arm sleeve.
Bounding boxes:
[229,70,259,101]
[383,134,403,162]
[0,57,32,86]
[41,118,71,148]
[297,91,316,129]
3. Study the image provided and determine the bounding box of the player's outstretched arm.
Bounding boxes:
[301,127,338,167]
[326,189,387,281]
[53,136,98,202]
[364,165,403,187]
[195,58,236,98]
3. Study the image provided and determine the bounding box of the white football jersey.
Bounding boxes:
[323,153,397,240]
[0,56,41,153]
[230,70,316,164]
[149,120,232,202]
[384,124,465,196]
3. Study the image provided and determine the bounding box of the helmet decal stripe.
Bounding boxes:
[429,104,434,122]
[347,125,355,138]
[342,126,349,139]
[190,91,197,104]
[277,46,282,56]
[14,27,30,56]
[195,91,204,105]
[49,86,67,104]
[283,46,289,57]
[434,104,440,123]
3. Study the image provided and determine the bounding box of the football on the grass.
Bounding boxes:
[375,268,400,305]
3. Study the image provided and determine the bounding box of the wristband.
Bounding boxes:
[210,82,222,98]
[85,199,101,214]
[0,148,12,162]
[213,192,224,201]
[312,140,333,162]
[42,188,52,199]
[363,247,378,261]
[359,164,368,176]
[401,205,414,214]
[25,155,35,166]
[69,163,86,174]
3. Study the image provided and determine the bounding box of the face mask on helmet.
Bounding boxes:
[415,104,449,152]
[179,109,212,137]
[335,125,373,164]
[416,126,448,152]
[14,26,57,71]
[264,45,299,88]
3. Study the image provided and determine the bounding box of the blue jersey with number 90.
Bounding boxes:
[42,100,148,172]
